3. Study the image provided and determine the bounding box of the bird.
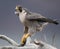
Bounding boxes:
[15,5,59,46]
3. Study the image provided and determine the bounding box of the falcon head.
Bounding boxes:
[15,5,22,16]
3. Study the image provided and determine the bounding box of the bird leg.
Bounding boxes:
[19,26,30,46]
[20,26,35,46]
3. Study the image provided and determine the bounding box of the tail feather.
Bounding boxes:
[53,21,59,25]
[44,18,59,25]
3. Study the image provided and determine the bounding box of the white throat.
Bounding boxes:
[19,10,27,23]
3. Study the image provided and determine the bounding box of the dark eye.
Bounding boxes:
[19,7,22,12]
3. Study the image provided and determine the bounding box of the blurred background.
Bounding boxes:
[0,0,60,49]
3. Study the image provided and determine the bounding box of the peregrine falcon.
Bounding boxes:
[15,5,59,46]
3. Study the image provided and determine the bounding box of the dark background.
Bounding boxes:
[0,0,60,49]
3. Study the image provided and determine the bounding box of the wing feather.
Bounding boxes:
[28,18,59,25]
[24,8,59,25]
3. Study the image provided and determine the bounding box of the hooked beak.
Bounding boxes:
[15,6,19,16]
